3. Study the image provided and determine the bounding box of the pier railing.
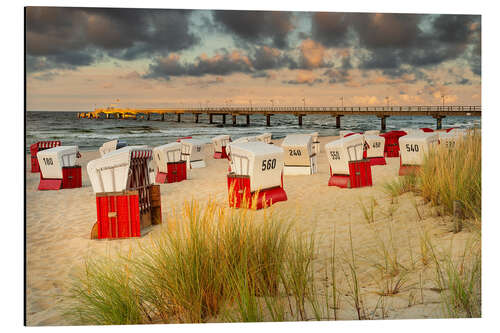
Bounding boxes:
[78,105,481,130]
[92,105,480,113]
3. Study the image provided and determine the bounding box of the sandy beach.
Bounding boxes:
[25,135,477,325]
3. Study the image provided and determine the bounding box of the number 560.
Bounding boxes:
[261,158,277,171]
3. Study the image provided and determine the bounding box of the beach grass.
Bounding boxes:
[379,131,482,318]
[65,256,145,325]
[424,232,481,318]
[340,224,367,320]
[66,198,317,324]
[383,173,418,199]
[359,197,376,224]
[418,130,481,220]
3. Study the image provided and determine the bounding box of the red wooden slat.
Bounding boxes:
[38,179,62,190]
[62,166,82,189]
[156,172,168,184]
[96,193,141,239]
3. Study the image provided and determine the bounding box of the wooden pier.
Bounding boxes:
[78,105,481,130]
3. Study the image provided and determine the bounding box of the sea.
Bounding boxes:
[25,111,481,153]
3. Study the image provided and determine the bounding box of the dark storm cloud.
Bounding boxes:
[310,12,481,77]
[382,67,424,81]
[284,78,323,86]
[251,46,296,70]
[445,68,473,86]
[184,76,225,88]
[468,55,481,76]
[432,14,478,44]
[353,13,481,76]
[251,71,272,79]
[145,45,298,80]
[312,12,426,54]
[144,50,254,80]
[322,52,352,84]
[188,53,253,76]
[26,7,199,72]
[351,13,423,49]
[323,67,350,84]
[26,52,95,73]
[212,10,294,49]
[359,48,401,70]
[311,12,351,47]
[457,78,471,85]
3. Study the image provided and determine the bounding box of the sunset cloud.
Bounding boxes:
[298,39,330,69]
[284,70,323,85]
[351,95,382,106]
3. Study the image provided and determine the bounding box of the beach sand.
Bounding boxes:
[25,136,477,325]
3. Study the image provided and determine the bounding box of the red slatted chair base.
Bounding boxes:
[227,174,287,209]
[38,179,63,190]
[369,157,387,166]
[214,146,229,159]
[38,166,82,190]
[252,187,287,210]
[156,172,168,184]
[328,175,351,188]
[62,166,82,189]
[156,161,187,183]
[31,156,40,173]
[95,192,141,239]
[328,160,372,188]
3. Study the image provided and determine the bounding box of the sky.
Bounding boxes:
[25,7,481,111]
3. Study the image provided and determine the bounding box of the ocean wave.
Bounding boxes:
[26,111,481,152]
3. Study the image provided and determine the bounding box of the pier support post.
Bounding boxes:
[246,114,250,126]
[232,115,237,126]
[266,114,271,127]
[161,113,165,121]
[336,115,343,128]
[378,115,388,131]
[147,113,150,121]
[209,114,213,124]
[434,115,445,130]
[222,114,226,124]
[195,113,199,123]
[177,113,181,122]
[298,115,303,127]
[106,113,110,119]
